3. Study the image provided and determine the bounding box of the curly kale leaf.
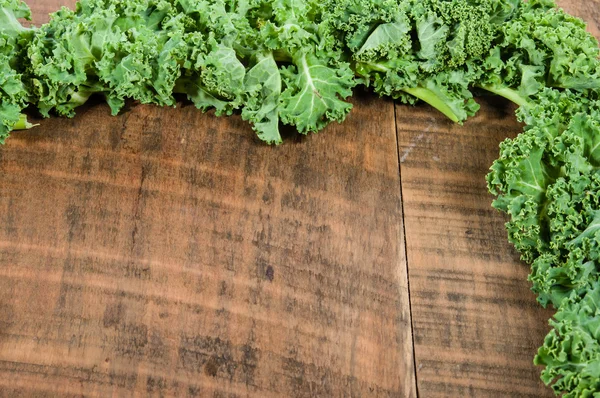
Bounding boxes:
[478,0,600,106]
[325,0,516,123]
[411,0,516,71]
[487,89,600,308]
[29,0,193,117]
[323,0,412,59]
[486,88,600,394]
[279,50,355,134]
[0,0,34,142]
[535,285,600,397]
[6,0,600,148]
[176,38,246,115]
[242,52,282,144]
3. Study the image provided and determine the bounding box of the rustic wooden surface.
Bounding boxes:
[0,1,596,397]
[396,2,599,397]
[396,99,555,397]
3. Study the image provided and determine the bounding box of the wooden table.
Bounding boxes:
[0,1,597,396]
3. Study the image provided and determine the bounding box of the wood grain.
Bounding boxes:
[1,2,416,396]
[3,0,599,397]
[396,98,555,397]
[396,1,600,397]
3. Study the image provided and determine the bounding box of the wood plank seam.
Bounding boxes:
[393,102,420,398]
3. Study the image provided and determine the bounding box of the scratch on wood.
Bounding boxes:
[400,117,437,163]
[400,133,424,163]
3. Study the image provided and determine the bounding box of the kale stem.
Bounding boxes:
[12,114,38,130]
[477,84,529,107]
[272,49,293,63]
[402,86,459,123]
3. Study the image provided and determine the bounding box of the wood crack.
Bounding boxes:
[394,102,420,398]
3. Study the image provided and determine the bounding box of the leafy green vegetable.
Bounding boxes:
[279,50,355,133]
[2,0,598,140]
[535,285,600,397]
[488,89,600,306]
[487,90,600,396]
[477,0,600,105]
[241,52,282,143]
[0,0,35,142]
[327,0,515,122]
[22,0,359,142]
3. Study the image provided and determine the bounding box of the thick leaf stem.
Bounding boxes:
[478,84,529,107]
[272,49,293,63]
[402,86,459,123]
[12,114,38,130]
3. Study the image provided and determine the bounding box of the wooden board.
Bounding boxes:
[0,3,416,396]
[0,0,597,397]
[396,98,555,397]
[396,1,600,397]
